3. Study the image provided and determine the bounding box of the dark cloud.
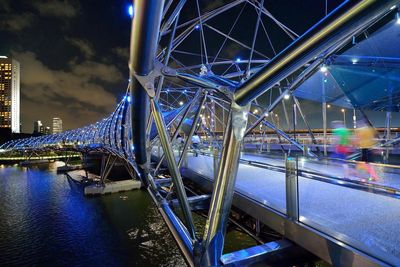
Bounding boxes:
[0,0,131,132]
[0,13,35,31]
[0,0,12,12]
[33,0,79,18]
[12,51,122,132]
[112,47,129,61]
[66,37,94,59]
[204,0,225,12]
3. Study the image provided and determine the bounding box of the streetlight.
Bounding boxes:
[327,104,331,108]
[341,108,346,126]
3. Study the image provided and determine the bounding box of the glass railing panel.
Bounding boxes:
[297,156,400,265]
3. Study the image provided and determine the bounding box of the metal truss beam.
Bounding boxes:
[234,0,398,106]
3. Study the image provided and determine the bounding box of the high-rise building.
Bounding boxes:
[33,120,42,134]
[52,117,62,134]
[44,126,51,135]
[0,56,20,133]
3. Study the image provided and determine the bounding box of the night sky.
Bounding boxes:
[0,0,346,133]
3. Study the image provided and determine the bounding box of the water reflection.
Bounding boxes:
[0,163,186,266]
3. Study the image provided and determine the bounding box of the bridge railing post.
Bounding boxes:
[285,156,299,221]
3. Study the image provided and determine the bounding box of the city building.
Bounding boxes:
[0,56,20,133]
[44,126,51,135]
[52,117,62,134]
[33,120,42,134]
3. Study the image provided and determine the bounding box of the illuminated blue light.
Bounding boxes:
[195,24,200,30]
[235,57,241,63]
[128,5,134,18]
[127,96,131,102]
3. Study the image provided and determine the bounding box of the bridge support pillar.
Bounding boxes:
[100,154,117,185]
[200,101,250,266]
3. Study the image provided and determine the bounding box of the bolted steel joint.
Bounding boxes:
[231,101,250,141]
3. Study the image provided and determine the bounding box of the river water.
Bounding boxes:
[0,163,187,266]
[0,163,256,266]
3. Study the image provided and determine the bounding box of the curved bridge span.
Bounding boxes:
[2,1,400,266]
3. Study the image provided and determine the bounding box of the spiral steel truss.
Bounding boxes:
[2,0,399,266]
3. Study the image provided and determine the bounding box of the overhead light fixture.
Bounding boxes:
[320,65,328,73]
[128,5,134,18]
[284,94,290,100]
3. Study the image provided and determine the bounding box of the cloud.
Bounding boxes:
[112,47,129,61]
[0,0,11,12]
[33,1,79,18]
[66,37,94,59]
[12,51,123,132]
[204,0,225,12]
[0,13,35,31]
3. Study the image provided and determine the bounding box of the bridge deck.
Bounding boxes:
[164,150,400,266]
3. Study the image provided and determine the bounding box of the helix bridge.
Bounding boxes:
[2,1,400,266]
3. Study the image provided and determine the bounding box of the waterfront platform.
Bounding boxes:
[152,147,400,266]
[84,180,141,196]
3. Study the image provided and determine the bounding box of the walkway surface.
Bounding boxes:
[152,147,400,265]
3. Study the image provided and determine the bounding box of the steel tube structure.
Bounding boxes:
[3,1,400,266]
[234,0,398,106]
[154,91,202,175]
[129,0,164,183]
[177,92,207,168]
[150,98,197,240]
[245,58,323,136]
[201,102,250,266]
